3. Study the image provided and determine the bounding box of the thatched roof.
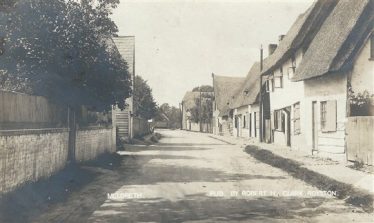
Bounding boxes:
[292,0,374,81]
[230,62,261,109]
[213,75,245,116]
[261,0,338,76]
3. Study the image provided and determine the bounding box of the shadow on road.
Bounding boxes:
[92,194,347,223]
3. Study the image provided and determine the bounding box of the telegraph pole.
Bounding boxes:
[259,45,264,142]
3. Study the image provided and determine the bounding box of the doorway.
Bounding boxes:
[284,107,291,147]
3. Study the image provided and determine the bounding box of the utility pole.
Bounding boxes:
[259,45,264,142]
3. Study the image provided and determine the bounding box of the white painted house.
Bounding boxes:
[257,0,373,161]
[260,0,337,150]
[291,0,374,158]
[230,62,261,140]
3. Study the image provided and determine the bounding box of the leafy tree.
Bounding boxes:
[0,0,131,111]
[190,93,213,124]
[133,75,157,119]
[156,103,181,128]
[192,85,213,92]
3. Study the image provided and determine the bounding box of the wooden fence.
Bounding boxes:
[346,116,374,165]
[0,91,67,129]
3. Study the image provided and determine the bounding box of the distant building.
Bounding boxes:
[212,75,245,136]
[112,36,135,141]
[181,91,214,132]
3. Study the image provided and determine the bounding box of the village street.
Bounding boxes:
[26,129,372,223]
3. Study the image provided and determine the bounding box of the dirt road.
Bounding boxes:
[30,129,373,222]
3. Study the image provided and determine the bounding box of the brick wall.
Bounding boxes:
[75,127,114,162]
[0,129,69,194]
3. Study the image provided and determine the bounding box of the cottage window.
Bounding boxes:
[265,79,270,92]
[320,100,337,132]
[243,115,246,128]
[291,55,296,69]
[274,110,284,132]
[370,33,374,59]
[234,116,238,128]
[288,55,296,78]
[274,68,283,88]
[293,102,301,135]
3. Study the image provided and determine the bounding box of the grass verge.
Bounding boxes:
[245,145,373,212]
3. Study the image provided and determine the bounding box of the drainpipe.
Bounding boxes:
[259,45,264,142]
[212,73,216,134]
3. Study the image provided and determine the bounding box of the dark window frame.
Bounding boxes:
[293,102,301,135]
[320,101,327,130]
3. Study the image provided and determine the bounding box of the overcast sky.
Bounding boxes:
[111,0,314,107]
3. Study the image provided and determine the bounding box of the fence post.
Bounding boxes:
[67,106,76,163]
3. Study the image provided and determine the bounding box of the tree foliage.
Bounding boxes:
[348,87,374,116]
[156,103,181,128]
[133,75,157,119]
[0,0,17,11]
[190,93,213,123]
[192,85,213,92]
[0,0,131,111]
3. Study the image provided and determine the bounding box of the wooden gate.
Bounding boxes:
[346,117,374,165]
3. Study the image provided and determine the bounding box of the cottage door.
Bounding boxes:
[312,101,318,152]
[285,107,291,147]
[237,116,241,137]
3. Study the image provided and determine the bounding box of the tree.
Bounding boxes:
[156,103,181,128]
[190,93,213,124]
[190,85,214,125]
[133,75,157,119]
[192,85,213,92]
[0,0,131,111]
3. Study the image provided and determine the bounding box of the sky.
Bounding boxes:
[111,0,314,107]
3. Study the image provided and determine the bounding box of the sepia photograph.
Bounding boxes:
[0,0,373,222]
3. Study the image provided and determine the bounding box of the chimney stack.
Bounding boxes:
[268,44,277,56]
[279,35,285,42]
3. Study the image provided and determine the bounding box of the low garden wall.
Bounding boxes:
[0,126,115,195]
[0,128,69,194]
[75,127,114,162]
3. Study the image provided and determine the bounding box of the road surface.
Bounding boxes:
[34,129,373,222]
